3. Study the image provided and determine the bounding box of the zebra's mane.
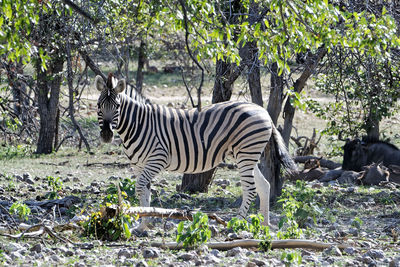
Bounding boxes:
[123,83,151,105]
[362,136,399,150]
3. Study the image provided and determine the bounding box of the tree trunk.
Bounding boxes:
[35,55,64,154]
[282,48,327,145]
[136,39,146,93]
[267,62,284,124]
[180,59,239,193]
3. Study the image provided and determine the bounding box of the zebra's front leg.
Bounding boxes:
[134,161,166,232]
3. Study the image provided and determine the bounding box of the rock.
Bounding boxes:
[248,258,268,266]
[177,252,197,261]
[343,246,357,255]
[30,243,42,253]
[203,254,221,264]
[210,249,220,257]
[209,225,219,237]
[142,248,159,259]
[136,260,149,267]
[50,254,62,262]
[328,223,339,231]
[73,177,81,182]
[226,247,244,257]
[389,257,400,267]
[5,242,24,252]
[348,228,359,236]
[323,245,342,256]
[10,251,24,260]
[365,249,385,259]
[63,177,71,183]
[118,248,133,258]
[24,177,35,185]
[64,250,74,257]
[15,174,24,182]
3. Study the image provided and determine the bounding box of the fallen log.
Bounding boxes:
[294,156,341,170]
[107,206,227,226]
[151,239,350,251]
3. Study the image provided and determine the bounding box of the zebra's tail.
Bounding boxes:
[271,124,298,175]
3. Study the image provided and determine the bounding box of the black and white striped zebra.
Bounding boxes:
[95,73,297,227]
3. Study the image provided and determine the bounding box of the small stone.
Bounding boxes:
[73,177,80,182]
[328,223,339,231]
[24,177,35,185]
[248,258,268,266]
[30,243,42,253]
[365,249,385,259]
[209,225,219,237]
[65,250,74,257]
[6,242,24,252]
[389,257,400,267]
[118,248,132,258]
[246,261,257,267]
[323,245,342,256]
[15,175,24,182]
[142,248,159,259]
[136,260,149,267]
[178,252,197,261]
[63,177,71,183]
[163,221,176,231]
[204,254,221,264]
[343,246,357,255]
[226,247,243,257]
[348,228,359,236]
[210,249,220,257]
[50,254,61,262]
[10,251,23,260]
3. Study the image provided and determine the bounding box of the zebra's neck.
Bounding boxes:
[115,93,149,141]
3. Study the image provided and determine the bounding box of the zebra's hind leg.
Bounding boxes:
[237,159,258,220]
[254,165,271,226]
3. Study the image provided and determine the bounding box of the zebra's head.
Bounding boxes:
[95,73,126,143]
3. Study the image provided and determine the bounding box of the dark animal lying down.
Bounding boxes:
[342,137,400,172]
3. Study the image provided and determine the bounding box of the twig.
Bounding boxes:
[178,0,204,111]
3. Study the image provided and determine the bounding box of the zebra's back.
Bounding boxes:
[156,101,273,173]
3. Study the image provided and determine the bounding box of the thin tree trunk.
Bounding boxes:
[282,48,327,145]
[136,39,146,94]
[267,62,284,125]
[35,56,64,154]
[66,41,91,152]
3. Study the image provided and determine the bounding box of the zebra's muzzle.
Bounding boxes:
[100,129,113,143]
[100,122,113,143]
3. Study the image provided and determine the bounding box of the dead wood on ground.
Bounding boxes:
[151,239,350,251]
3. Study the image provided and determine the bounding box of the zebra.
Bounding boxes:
[95,73,297,228]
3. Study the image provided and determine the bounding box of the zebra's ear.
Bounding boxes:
[95,75,106,92]
[114,79,126,94]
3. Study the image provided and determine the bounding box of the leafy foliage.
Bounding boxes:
[281,250,302,266]
[105,178,138,205]
[9,201,31,221]
[228,214,272,251]
[277,181,323,239]
[82,204,136,241]
[46,176,63,200]
[176,211,211,249]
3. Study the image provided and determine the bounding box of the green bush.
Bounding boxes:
[176,212,211,249]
